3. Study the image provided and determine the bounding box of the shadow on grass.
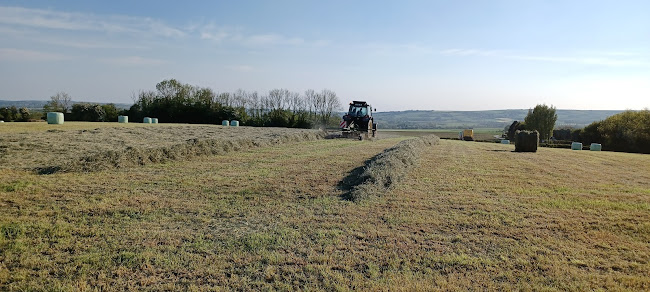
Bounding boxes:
[35,166,62,175]
[487,149,540,153]
[337,154,380,201]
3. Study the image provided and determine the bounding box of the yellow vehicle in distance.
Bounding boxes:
[462,129,474,141]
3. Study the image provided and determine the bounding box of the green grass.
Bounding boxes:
[0,131,648,290]
[391,140,650,290]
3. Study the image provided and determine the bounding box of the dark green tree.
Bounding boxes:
[9,106,18,121]
[507,120,525,141]
[70,103,105,122]
[18,107,30,122]
[582,110,650,153]
[524,104,557,141]
[101,104,119,122]
[0,107,9,121]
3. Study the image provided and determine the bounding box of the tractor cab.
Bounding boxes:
[347,101,372,118]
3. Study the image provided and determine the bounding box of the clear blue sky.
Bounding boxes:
[1,0,648,111]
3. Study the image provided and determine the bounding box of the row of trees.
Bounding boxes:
[125,79,342,128]
[41,92,121,122]
[0,106,32,122]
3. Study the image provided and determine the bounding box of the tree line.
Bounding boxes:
[0,106,32,122]
[568,110,649,153]
[125,79,342,128]
[40,92,121,122]
[507,104,650,154]
[26,79,343,128]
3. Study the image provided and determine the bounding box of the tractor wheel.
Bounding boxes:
[372,122,377,138]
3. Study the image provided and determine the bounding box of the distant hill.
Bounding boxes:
[373,109,624,129]
[0,100,132,111]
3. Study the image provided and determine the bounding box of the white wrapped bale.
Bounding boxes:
[501,139,510,144]
[571,142,582,150]
[118,115,128,123]
[230,120,239,127]
[0,120,4,123]
[222,120,229,126]
[47,112,64,124]
[152,118,158,124]
[143,117,152,123]
[590,143,602,151]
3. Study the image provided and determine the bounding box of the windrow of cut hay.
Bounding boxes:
[0,124,325,173]
[349,135,439,202]
[46,131,326,173]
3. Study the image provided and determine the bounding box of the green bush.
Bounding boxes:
[69,103,105,122]
[0,106,18,121]
[102,104,120,122]
[553,128,572,141]
[579,110,650,153]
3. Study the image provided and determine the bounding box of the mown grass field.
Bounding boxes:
[0,122,323,172]
[1,124,648,290]
[0,121,163,134]
[382,128,503,140]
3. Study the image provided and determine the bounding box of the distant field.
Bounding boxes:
[0,127,648,290]
[373,109,622,129]
[383,128,503,140]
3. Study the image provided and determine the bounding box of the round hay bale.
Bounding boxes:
[222,120,229,126]
[571,142,582,150]
[143,117,152,124]
[514,130,538,152]
[0,120,4,123]
[230,120,239,127]
[118,115,128,123]
[501,139,510,144]
[152,118,158,124]
[47,112,64,124]
[590,143,602,151]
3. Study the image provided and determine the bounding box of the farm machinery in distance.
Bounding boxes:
[340,101,377,140]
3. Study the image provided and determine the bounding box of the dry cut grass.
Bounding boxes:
[0,121,169,134]
[0,122,324,173]
[348,135,440,201]
[0,129,648,290]
[380,140,650,290]
[0,136,408,291]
